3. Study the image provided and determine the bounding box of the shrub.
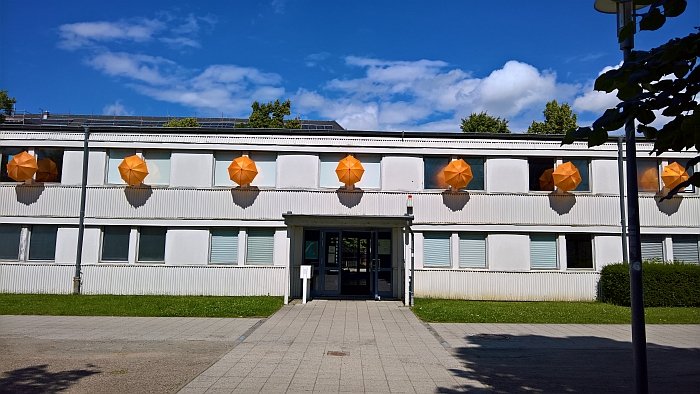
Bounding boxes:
[600,261,700,307]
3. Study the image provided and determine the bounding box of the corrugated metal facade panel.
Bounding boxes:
[80,265,286,295]
[415,269,599,301]
[0,264,74,294]
[2,186,699,228]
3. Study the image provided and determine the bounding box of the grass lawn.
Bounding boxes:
[0,294,283,318]
[412,298,700,324]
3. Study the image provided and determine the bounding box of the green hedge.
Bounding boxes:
[600,262,700,307]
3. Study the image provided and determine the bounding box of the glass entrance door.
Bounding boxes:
[307,229,393,298]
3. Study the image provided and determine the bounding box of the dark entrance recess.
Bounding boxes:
[303,229,393,299]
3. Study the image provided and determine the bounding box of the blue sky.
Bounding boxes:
[1,0,698,132]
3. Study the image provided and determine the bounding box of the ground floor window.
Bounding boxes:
[28,225,58,261]
[459,233,486,268]
[423,232,451,267]
[530,234,558,269]
[137,227,166,263]
[0,224,22,260]
[101,226,130,262]
[210,228,239,264]
[566,234,593,269]
[672,235,699,264]
[246,229,274,265]
[641,235,664,261]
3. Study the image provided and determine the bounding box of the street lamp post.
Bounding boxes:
[594,1,648,393]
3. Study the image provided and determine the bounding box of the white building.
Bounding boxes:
[1,115,698,303]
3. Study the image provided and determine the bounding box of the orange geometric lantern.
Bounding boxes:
[336,155,364,189]
[538,168,555,191]
[35,158,59,182]
[442,159,473,190]
[553,161,582,192]
[118,155,149,186]
[228,155,258,186]
[6,151,38,182]
[638,166,659,192]
[661,162,690,190]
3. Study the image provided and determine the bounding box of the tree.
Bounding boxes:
[242,99,301,129]
[0,90,17,123]
[563,0,699,196]
[527,100,578,134]
[460,112,510,133]
[163,117,200,127]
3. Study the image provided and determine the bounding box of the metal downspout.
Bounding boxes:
[72,126,90,294]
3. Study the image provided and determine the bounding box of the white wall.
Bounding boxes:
[273,228,288,266]
[488,234,529,271]
[60,150,83,185]
[55,226,101,264]
[164,228,209,265]
[277,154,319,189]
[486,158,528,193]
[170,151,213,187]
[382,155,422,191]
[591,159,620,194]
[88,150,107,185]
[594,235,624,269]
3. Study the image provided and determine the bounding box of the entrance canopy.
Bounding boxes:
[283,213,413,228]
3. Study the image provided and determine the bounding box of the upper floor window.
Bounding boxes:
[1,147,28,182]
[101,226,130,262]
[0,224,22,260]
[566,234,593,269]
[638,159,695,193]
[28,225,58,261]
[35,148,64,183]
[529,158,589,192]
[107,149,170,185]
[137,227,167,263]
[214,151,276,187]
[320,153,380,189]
[424,156,484,190]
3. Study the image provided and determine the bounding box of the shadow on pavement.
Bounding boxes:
[440,334,700,393]
[0,364,100,393]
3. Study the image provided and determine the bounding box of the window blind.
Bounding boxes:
[210,229,238,264]
[530,234,557,269]
[424,233,451,267]
[459,233,486,268]
[246,229,274,265]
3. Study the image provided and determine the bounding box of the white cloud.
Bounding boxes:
[59,19,164,49]
[102,100,132,116]
[572,62,622,114]
[271,0,288,14]
[87,52,176,85]
[295,57,579,131]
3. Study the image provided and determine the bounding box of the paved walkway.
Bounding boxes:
[180,301,480,393]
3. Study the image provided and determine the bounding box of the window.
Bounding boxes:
[1,147,28,182]
[35,148,64,183]
[529,157,555,191]
[423,232,451,267]
[459,233,486,268]
[566,234,593,269]
[641,235,664,261]
[142,150,171,185]
[667,160,696,194]
[672,235,699,264]
[214,151,276,187]
[637,159,659,193]
[210,228,239,264]
[101,226,130,262]
[0,224,22,260]
[568,159,590,192]
[137,227,166,262]
[424,156,485,190]
[28,225,58,261]
[530,234,558,269]
[246,229,274,265]
[107,149,136,184]
[320,153,380,189]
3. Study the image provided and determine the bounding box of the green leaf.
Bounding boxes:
[593,108,626,131]
[637,124,657,138]
[663,0,687,17]
[589,128,609,147]
[637,108,656,125]
[594,73,616,93]
[640,8,666,31]
[617,83,642,101]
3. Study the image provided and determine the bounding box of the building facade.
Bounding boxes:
[1,120,698,304]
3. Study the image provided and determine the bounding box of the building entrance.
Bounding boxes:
[303,229,393,299]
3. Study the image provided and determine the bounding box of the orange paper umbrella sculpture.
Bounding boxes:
[35,158,59,182]
[335,155,364,189]
[6,151,38,182]
[552,161,582,192]
[118,155,149,186]
[538,168,555,191]
[661,162,690,190]
[228,155,258,186]
[638,166,659,192]
[442,159,473,190]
